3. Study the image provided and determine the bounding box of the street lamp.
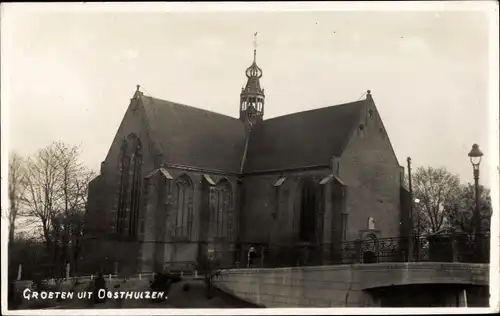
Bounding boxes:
[468,143,483,260]
[414,198,421,261]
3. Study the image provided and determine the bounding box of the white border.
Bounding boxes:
[0,1,498,12]
[486,0,500,311]
[1,1,499,315]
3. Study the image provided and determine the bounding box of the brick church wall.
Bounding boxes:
[138,169,241,272]
[239,168,333,247]
[238,102,403,252]
[85,99,159,273]
[338,103,403,241]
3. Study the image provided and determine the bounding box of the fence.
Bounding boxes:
[210,232,490,269]
[11,232,490,282]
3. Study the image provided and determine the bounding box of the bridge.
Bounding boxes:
[211,233,490,307]
[213,262,489,307]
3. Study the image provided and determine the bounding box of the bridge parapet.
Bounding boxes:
[213,262,489,307]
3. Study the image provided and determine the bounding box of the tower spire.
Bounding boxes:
[239,32,265,126]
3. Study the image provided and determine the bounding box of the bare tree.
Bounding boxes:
[54,142,95,271]
[8,153,26,243]
[21,142,95,275]
[412,167,461,235]
[22,144,62,248]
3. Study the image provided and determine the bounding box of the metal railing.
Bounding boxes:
[11,232,490,283]
[209,232,490,269]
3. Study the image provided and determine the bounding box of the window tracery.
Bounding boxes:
[116,134,142,238]
[172,174,193,239]
[210,180,233,240]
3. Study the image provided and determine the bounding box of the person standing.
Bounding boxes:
[93,273,106,304]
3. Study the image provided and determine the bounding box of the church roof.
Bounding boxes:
[139,93,369,175]
[140,95,247,174]
[243,99,368,173]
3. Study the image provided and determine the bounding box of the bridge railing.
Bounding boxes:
[209,232,490,269]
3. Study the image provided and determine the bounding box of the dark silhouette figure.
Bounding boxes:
[150,271,181,302]
[204,272,213,299]
[248,251,256,268]
[32,273,44,292]
[197,256,221,299]
[93,273,107,304]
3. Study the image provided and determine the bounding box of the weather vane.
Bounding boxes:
[253,32,258,61]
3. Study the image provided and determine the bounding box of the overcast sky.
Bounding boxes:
[2,2,498,188]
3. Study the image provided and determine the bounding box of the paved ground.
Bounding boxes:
[14,279,258,310]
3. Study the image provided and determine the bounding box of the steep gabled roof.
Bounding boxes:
[243,100,368,173]
[140,95,247,174]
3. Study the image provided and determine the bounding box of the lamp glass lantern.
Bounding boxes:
[468,144,483,170]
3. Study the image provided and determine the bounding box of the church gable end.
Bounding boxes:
[101,86,159,176]
[337,91,402,241]
[339,91,399,167]
[87,86,159,238]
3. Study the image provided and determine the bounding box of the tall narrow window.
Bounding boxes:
[128,149,142,237]
[299,180,317,242]
[210,179,233,240]
[341,213,348,242]
[115,134,142,238]
[116,141,130,235]
[173,175,193,239]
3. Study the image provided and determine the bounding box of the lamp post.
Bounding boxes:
[468,144,483,261]
[414,198,421,261]
[407,157,414,262]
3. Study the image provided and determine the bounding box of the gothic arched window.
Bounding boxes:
[211,179,233,240]
[116,140,130,235]
[128,148,142,237]
[116,134,142,238]
[173,174,193,239]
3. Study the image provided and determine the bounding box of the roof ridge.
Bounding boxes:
[141,95,240,122]
[262,99,367,123]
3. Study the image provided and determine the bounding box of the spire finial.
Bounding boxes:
[366,89,372,99]
[134,84,143,99]
[253,32,258,62]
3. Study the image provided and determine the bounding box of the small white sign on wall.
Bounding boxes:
[368,217,376,230]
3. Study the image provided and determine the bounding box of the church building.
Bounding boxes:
[84,43,411,274]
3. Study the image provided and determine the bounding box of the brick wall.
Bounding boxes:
[138,169,240,273]
[239,168,333,246]
[239,101,405,250]
[213,262,489,307]
[85,98,161,272]
[338,101,403,240]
